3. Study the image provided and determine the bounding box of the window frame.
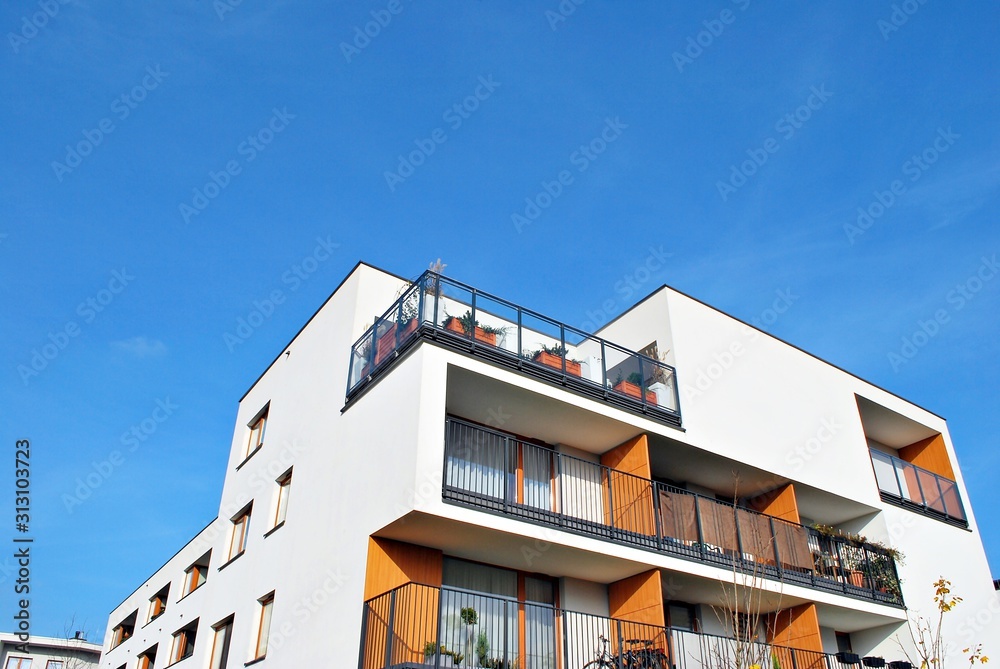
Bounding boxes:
[209,616,234,669]
[273,469,292,528]
[169,619,199,665]
[228,504,252,561]
[137,645,157,669]
[148,584,170,623]
[5,658,32,669]
[181,551,211,597]
[45,662,63,669]
[253,592,275,660]
[243,404,269,461]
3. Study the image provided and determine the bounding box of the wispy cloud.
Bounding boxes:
[112,336,167,358]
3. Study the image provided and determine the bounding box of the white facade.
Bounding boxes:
[102,262,999,669]
[1,632,101,669]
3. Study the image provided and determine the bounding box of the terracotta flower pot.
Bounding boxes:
[533,351,582,376]
[375,319,419,364]
[444,317,497,346]
[613,380,658,404]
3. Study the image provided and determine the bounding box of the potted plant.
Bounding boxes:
[613,371,658,403]
[460,607,478,667]
[531,343,582,376]
[375,299,422,364]
[424,643,459,668]
[444,310,505,346]
[862,657,886,668]
[475,632,490,668]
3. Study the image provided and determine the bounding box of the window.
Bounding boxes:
[148,584,170,622]
[183,551,211,596]
[169,619,199,664]
[253,592,275,660]
[245,405,268,459]
[229,505,252,560]
[209,617,234,669]
[111,610,138,648]
[5,659,31,669]
[273,469,292,527]
[45,662,63,669]
[137,645,157,669]
[836,632,854,653]
[667,602,699,632]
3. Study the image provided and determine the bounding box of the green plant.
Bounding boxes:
[539,343,567,357]
[771,654,782,669]
[626,371,644,385]
[451,310,507,337]
[475,632,490,666]
[425,642,441,658]
[460,607,478,626]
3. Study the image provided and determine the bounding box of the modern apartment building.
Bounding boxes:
[2,631,102,669]
[102,262,998,669]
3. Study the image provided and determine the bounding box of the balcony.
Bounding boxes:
[444,418,903,607]
[870,450,967,528]
[360,582,855,669]
[347,272,681,428]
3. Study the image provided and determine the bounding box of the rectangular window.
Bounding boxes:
[148,584,170,622]
[209,617,234,669]
[254,593,275,660]
[667,602,699,632]
[45,663,63,669]
[229,506,252,560]
[137,645,157,669]
[111,610,138,648]
[183,551,211,595]
[5,659,32,669]
[836,632,853,653]
[273,470,292,527]
[245,405,268,458]
[169,619,199,664]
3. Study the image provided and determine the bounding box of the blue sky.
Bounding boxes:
[1,0,998,641]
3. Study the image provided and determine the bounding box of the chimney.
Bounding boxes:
[74,631,85,640]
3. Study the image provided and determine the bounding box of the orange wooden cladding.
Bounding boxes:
[749,483,801,524]
[601,435,656,536]
[767,603,824,669]
[899,434,956,480]
[608,570,668,659]
[364,539,444,669]
[364,537,443,600]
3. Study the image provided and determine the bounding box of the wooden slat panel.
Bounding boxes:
[601,435,656,536]
[364,537,444,600]
[749,483,801,524]
[899,434,956,480]
[767,602,824,669]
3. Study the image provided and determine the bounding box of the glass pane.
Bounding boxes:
[556,455,606,524]
[524,602,556,669]
[870,451,900,496]
[917,469,946,513]
[439,589,517,669]
[564,326,605,386]
[445,421,510,502]
[442,558,517,598]
[521,443,553,512]
[520,313,569,372]
[474,294,519,356]
[438,281,475,335]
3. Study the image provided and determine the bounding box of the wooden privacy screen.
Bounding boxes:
[601,435,656,536]
[363,539,444,669]
[898,434,955,480]
[658,488,699,543]
[767,603,825,669]
[608,570,669,657]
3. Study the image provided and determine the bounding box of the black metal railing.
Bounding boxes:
[869,450,967,527]
[443,418,903,607]
[346,272,681,427]
[360,582,855,669]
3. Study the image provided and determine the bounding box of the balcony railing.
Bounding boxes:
[443,418,903,607]
[347,272,681,427]
[360,582,857,669]
[870,450,967,527]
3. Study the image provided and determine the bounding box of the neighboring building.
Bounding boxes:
[102,262,999,669]
[1,632,101,669]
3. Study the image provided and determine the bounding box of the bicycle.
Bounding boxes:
[583,636,667,669]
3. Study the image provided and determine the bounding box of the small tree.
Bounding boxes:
[896,577,989,669]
